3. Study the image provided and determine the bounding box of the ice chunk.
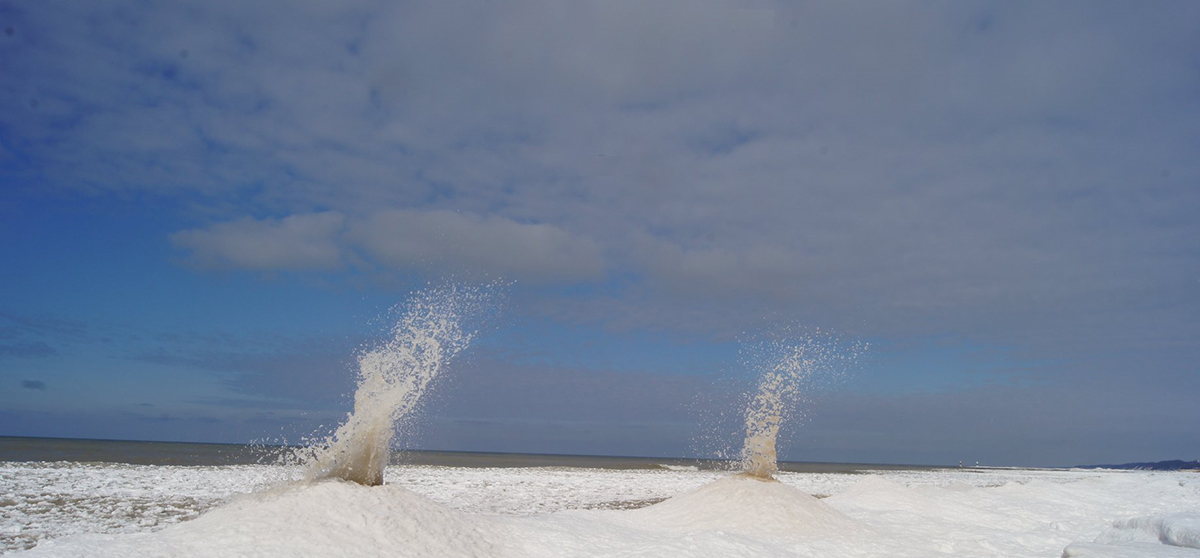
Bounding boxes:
[1096,513,1200,550]
[1062,541,1200,557]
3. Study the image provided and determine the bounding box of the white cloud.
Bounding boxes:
[6,0,1200,348]
[173,209,605,283]
[347,209,605,283]
[172,212,346,270]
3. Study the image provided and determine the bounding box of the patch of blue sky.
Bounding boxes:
[849,337,1040,396]
[482,317,737,377]
[0,195,389,345]
[0,349,232,422]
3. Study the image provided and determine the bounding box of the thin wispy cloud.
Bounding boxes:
[1,341,57,359]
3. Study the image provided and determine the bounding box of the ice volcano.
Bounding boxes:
[617,331,870,546]
[18,481,504,558]
[301,284,500,486]
[628,475,867,539]
[572,330,872,549]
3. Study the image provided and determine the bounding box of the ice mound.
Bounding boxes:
[1105,514,1200,549]
[1055,498,1200,557]
[1062,542,1200,557]
[19,481,501,558]
[626,475,866,539]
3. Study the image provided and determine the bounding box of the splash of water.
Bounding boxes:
[739,332,864,480]
[302,284,499,486]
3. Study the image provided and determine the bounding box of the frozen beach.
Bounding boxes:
[7,288,1195,557]
[3,459,1198,557]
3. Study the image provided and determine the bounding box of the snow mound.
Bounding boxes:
[627,474,865,538]
[1097,513,1200,549]
[21,480,501,558]
[1063,513,1200,558]
[1062,542,1200,558]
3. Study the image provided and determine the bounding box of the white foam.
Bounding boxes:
[657,464,699,472]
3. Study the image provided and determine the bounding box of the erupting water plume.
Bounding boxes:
[303,284,500,486]
[739,331,864,480]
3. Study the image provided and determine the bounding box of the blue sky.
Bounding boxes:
[2,1,1199,467]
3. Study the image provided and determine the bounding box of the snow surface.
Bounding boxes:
[3,462,1198,557]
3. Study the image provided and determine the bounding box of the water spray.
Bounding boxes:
[303,283,501,486]
[738,331,864,480]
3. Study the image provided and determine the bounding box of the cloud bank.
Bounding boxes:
[5,1,1195,339]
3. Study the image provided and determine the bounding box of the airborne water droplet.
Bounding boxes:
[300,283,502,485]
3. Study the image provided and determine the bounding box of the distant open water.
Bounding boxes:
[0,436,941,473]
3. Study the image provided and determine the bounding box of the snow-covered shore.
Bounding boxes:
[3,461,1197,557]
